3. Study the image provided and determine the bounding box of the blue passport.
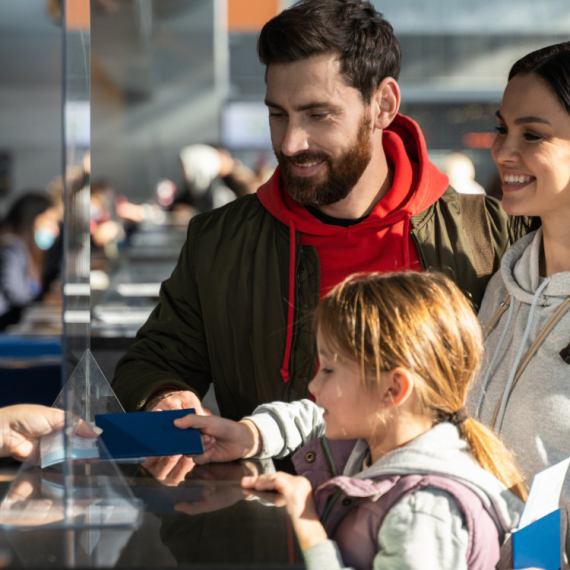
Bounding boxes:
[513,508,561,570]
[94,409,204,459]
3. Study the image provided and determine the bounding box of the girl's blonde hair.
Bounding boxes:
[314,271,527,501]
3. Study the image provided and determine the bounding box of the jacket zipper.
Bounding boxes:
[410,229,427,270]
[319,437,343,525]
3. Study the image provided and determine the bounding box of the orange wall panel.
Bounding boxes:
[65,0,90,30]
[228,0,281,32]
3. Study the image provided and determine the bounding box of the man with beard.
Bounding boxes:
[112,0,520,424]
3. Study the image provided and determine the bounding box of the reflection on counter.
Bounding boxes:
[0,459,303,568]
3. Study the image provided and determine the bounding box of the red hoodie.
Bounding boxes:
[256,114,449,382]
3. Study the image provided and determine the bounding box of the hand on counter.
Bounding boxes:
[173,414,261,464]
[242,472,327,552]
[145,390,211,416]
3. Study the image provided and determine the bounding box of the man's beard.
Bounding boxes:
[275,113,373,207]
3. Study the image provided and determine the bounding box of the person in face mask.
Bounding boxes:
[0,192,61,330]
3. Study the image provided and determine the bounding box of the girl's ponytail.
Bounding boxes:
[458,418,527,501]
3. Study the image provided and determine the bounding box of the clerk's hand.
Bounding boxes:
[145,389,211,415]
[173,414,261,465]
[0,404,100,464]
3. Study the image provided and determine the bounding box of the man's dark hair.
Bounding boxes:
[257,0,402,103]
[508,41,570,115]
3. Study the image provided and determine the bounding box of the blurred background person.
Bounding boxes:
[175,144,259,215]
[90,179,125,260]
[0,192,61,330]
[440,152,486,195]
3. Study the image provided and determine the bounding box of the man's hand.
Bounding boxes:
[0,404,100,463]
[142,455,196,486]
[145,389,211,415]
[173,414,262,464]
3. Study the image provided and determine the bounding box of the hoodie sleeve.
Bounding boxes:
[244,399,325,459]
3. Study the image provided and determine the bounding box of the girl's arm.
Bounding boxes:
[243,476,472,570]
[244,399,326,459]
[242,472,327,551]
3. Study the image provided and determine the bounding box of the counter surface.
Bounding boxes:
[0,458,304,569]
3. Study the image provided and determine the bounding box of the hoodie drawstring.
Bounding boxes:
[494,278,550,432]
[477,278,551,432]
[280,221,296,383]
[475,297,516,420]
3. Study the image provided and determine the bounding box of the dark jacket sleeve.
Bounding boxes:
[112,219,212,412]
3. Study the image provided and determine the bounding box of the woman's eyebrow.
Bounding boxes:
[495,109,551,126]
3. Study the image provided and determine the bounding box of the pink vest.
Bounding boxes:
[292,437,501,570]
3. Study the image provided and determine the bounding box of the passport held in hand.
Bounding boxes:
[95,409,204,459]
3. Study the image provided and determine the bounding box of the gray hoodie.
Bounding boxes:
[467,228,570,561]
[468,228,570,490]
[248,410,522,570]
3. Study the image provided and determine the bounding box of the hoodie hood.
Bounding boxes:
[260,113,450,384]
[473,227,570,434]
[501,227,570,305]
[257,113,449,234]
[341,422,523,534]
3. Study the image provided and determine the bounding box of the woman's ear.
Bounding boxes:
[380,367,415,409]
[370,77,400,131]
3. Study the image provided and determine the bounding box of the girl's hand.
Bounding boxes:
[242,472,313,518]
[242,472,328,551]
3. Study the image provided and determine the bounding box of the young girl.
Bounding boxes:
[239,272,526,570]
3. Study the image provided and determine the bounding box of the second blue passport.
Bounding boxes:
[95,409,204,459]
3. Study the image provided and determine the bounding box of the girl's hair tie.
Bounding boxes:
[440,406,470,426]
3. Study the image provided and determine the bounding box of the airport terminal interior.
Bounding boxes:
[0,0,569,567]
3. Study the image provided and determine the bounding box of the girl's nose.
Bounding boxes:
[308,375,319,397]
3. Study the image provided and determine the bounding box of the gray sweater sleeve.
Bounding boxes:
[244,399,326,459]
[303,489,469,570]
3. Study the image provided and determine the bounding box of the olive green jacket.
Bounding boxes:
[112,189,520,420]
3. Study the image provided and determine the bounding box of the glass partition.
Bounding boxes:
[0,0,141,548]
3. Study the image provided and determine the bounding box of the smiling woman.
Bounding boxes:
[491,72,570,222]
[467,41,570,556]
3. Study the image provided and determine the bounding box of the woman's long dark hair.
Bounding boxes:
[0,192,54,247]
